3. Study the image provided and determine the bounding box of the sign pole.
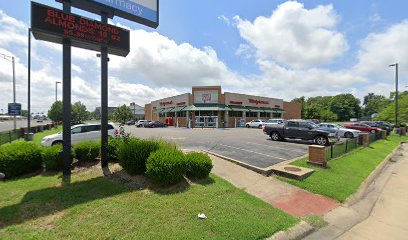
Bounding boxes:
[62,1,72,178]
[27,28,31,137]
[101,12,109,171]
[12,56,16,132]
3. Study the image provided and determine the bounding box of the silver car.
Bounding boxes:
[318,123,361,138]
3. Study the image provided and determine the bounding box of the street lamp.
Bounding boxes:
[389,63,399,126]
[0,52,17,131]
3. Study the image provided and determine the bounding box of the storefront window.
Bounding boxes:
[260,112,270,118]
[177,111,186,117]
[167,112,175,117]
[272,113,282,118]
[229,111,243,117]
[159,113,165,118]
[246,112,258,117]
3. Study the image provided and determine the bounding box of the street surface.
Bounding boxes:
[124,126,309,168]
[0,120,52,132]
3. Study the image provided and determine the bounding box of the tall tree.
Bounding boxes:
[330,94,361,121]
[48,101,63,123]
[376,94,408,125]
[71,101,88,124]
[363,93,389,116]
[114,104,133,124]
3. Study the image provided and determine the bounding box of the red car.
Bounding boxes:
[343,123,381,133]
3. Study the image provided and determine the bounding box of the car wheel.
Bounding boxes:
[270,132,280,141]
[344,132,354,138]
[315,136,328,146]
[246,124,250,128]
[151,125,156,128]
[258,125,263,129]
[370,130,376,134]
[52,141,62,146]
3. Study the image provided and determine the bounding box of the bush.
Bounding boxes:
[118,138,163,175]
[42,145,62,171]
[107,137,123,163]
[185,152,213,179]
[0,141,43,178]
[146,148,186,186]
[73,141,100,162]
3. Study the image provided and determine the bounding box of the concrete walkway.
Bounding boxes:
[211,155,339,217]
[305,142,408,240]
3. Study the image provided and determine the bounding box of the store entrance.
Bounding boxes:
[195,116,218,128]
[194,111,218,128]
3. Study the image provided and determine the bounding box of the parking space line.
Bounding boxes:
[217,144,287,161]
[245,142,307,154]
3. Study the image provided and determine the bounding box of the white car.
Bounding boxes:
[318,123,361,138]
[263,119,285,126]
[245,119,264,128]
[40,123,118,147]
[135,120,151,127]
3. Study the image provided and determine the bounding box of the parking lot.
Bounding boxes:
[124,126,309,169]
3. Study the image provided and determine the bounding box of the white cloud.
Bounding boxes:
[234,1,348,69]
[218,15,231,26]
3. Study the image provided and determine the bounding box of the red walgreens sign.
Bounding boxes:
[31,2,130,56]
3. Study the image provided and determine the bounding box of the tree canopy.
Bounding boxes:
[114,104,133,124]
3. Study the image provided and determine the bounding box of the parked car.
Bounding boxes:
[136,120,151,127]
[245,119,264,128]
[145,121,168,128]
[126,120,136,125]
[304,119,320,124]
[361,121,391,134]
[343,123,381,133]
[318,123,361,138]
[263,120,339,146]
[40,123,118,147]
[263,119,285,126]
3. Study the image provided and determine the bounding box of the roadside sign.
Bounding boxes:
[31,2,130,56]
[8,103,22,116]
[63,0,159,28]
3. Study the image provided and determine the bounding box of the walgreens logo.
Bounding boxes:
[249,99,269,105]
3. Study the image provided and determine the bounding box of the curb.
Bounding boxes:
[344,142,405,206]
[267,221,314,240]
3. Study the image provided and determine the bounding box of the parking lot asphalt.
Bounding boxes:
[124,126,310,169]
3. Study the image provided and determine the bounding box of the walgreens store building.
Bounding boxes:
[144,86,301,128]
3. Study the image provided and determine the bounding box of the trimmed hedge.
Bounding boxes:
[0,141,43,178]
[118,138,162,175]
[42,145,62,171]
[73,141,100,162]
[185,152,213,179]
[107,137,123,163]
[146,148,186,186]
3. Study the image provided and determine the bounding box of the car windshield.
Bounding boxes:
[309,122,319,129]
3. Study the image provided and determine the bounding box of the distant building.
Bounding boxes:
[94,107,117,120]
[129,102,145,120]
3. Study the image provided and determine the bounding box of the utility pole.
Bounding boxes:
[0,53,17,131]
[389,63,399,126]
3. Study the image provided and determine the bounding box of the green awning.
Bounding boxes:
[245,107,264,112]
[182,104,230,111]
[169,106,186,112]
[228,105,248,111]
[160,108,174,113]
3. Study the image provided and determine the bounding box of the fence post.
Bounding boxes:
[380,130,387,139]
[308,145,327,167]
[401,127,407,136]
[345,140,348,153]
[361,133,370,147]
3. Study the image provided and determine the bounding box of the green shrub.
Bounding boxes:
[185,152,213,179]
[118,138,162,175]
[73,141,100,162]
[0,141,43,178]
[146,148,187,186]
[42,145,62,171]
[107,137,123,163]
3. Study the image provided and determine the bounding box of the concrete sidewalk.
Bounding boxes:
[305,142,408,240]
[211,155,339,217]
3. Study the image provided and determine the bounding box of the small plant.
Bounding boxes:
[185,152,213,179]
[73,141,100,162]
[146,148,187,186]
[0,141,43,178]
[118,138,161,175]
[42,145,62,171]
[107,137,123,162]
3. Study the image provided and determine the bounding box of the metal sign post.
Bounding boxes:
[100,12,109,170]
[62,1,72,177]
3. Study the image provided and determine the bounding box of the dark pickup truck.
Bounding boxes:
[263,120,338,146]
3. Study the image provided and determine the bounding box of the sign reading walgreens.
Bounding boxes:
[64,0,159,28]
[31,2,130,56]
[159,101,173,106]
[248,99,269,105]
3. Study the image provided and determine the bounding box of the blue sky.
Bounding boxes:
[0,0,407,114]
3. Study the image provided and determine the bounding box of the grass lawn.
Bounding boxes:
[0,171,298,239]
[279,134,408,202]
[32,126,62,145]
